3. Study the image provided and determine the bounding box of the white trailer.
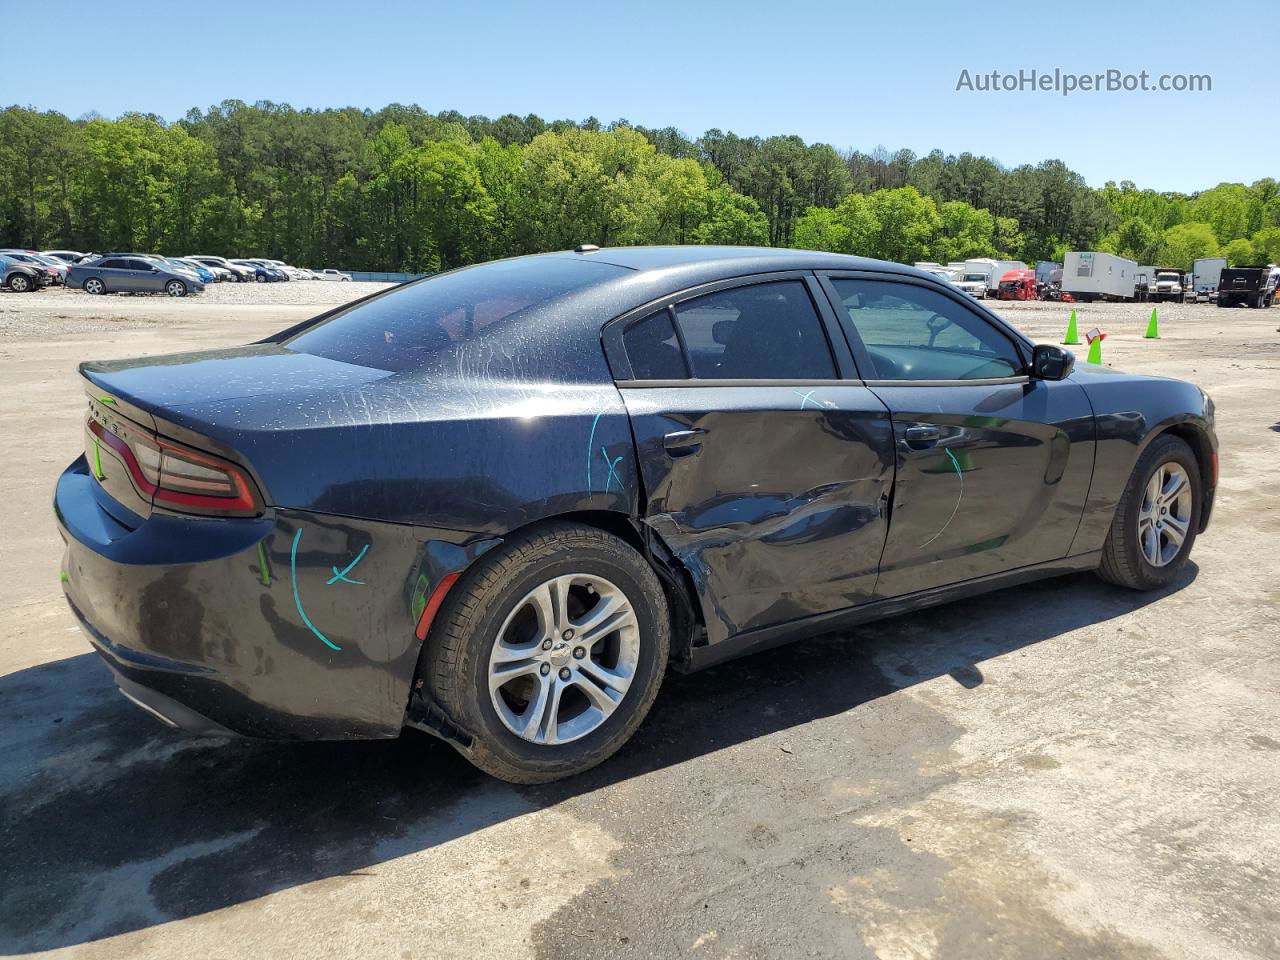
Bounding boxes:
[1191,257,1227,300]
[1062,252,1138,302]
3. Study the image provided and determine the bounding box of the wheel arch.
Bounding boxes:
[1148,420,1215,532]
[488,510,704,669]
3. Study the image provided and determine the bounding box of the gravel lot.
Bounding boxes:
[0,281,396,339]
[2,287,1279,960]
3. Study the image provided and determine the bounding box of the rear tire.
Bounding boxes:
[84,277,105,295]
[1097,434,1201,591]
[418,522,670,783]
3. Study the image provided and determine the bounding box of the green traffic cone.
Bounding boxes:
[1063,309,1081,345]
[1086,336,1102,365]
[1144,307,1160,339]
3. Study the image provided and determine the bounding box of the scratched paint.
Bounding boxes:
[586,411,604,491]
[327,544,369,585]
[289,529,342,652]
[918,447,965,549]
[255,541,271,586]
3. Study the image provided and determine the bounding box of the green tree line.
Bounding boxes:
[3,101,1278,271]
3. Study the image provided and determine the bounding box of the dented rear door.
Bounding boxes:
[608,273,896,648]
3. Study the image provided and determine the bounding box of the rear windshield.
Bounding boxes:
[285,256,627,372]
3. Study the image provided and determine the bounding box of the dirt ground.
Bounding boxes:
[2,285,1278,960]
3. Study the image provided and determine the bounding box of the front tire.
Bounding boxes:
[256,273,267,283]
[9,274,31,293]
[165,279,188,298]
[419,522,670,783]
[1097,434,1201,590]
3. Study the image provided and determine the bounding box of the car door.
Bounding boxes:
[605,272,897,650]
[93,258,129,290]
[818,272,1095,599]
[129,258,167,292]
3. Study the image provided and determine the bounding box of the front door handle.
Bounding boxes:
[663,428,706,458]
[903,425,941,449]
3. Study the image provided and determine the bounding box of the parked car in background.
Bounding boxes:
[319,268,353,281]
[0,250,65,286]
[249,259,290,281]
[188,255,253,282]
[34,255,71,285]
[231,259,281,282]
[68,255,205,297]
[41,250,86,263]
[2,255,47,292]
[55,246,1217,783]
[165,258,217,284]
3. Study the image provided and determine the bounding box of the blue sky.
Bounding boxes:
[4,0,1270,193]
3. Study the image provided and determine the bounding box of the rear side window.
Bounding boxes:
[287,256,629,372]
[671,281,836,380]
[97,259,124,269]
[623,310,688,379]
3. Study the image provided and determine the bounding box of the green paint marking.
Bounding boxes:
[59,571,69,584]
[98,396,116,405]
[256,542,271,586]
[92,439,105,480]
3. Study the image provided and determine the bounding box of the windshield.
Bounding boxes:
[962,274,985,282]
[286,256,627,373]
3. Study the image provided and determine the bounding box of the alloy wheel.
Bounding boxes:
[166,280,186,297]
[487,573,639,745]
[1138,462,1192,567]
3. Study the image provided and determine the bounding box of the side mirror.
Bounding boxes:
[1031,343,1074,380]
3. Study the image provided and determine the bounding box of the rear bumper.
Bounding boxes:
[55,455,493,741]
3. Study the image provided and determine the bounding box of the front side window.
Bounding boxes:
[830,278,1023,381]
[671,281,836,380]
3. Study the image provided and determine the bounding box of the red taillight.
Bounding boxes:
[88,418,261,516]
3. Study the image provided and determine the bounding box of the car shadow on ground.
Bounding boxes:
[0,565,1195,953]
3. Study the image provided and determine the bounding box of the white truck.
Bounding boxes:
[1061,252,1137,302]
[956,259,995,299]
[1191,257,1227,302]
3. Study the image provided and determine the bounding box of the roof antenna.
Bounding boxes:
[574,244,600,253]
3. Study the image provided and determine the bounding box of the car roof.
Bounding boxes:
[557,245,925,282]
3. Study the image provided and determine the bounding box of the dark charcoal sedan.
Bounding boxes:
[56,247,1217,782]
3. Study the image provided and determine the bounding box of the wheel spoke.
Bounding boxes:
[489,658,541,692]
[518,674,554,740]
[570,670,622,718]
[1163,515,1188,548]
[528,576,572,640]
[1145,471,1163,508]
[533,678,565,744]
[1161,471,1187,504]
[577,656,632,696]
[573,594,635,645]
[491,640,539,665]
[1142,525,1160,564]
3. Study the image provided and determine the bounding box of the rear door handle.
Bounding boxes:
[903,425,941,449]
[663,428,706,457]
